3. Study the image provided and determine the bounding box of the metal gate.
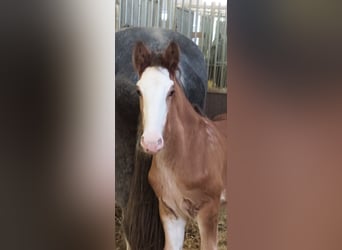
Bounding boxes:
[116,0,227,91]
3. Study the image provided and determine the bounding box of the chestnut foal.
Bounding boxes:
[133,41,227,250]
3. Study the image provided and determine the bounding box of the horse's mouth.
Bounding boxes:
[141,146,162,155]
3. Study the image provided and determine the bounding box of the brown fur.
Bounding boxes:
[133,41,227,250]
[213,113,227,121]
[213,114,227,138]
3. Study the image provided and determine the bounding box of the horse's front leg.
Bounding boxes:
[159,199,186,250]
[197,198,220,250]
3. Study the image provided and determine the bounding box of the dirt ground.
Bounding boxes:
[115,205,227,250]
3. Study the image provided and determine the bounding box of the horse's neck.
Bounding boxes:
[162,82,202,158]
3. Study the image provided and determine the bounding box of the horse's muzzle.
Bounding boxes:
[140,133,164,154]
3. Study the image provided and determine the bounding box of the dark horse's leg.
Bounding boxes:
[123,145,165,250]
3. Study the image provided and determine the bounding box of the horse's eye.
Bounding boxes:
[136,89,142,96]
[168,90,175,97]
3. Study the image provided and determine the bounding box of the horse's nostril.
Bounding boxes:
[157,138,162,145]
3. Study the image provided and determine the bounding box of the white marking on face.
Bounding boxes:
[164,217,186,250]
[137,66,174,153]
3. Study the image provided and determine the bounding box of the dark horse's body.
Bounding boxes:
[115,27,207,249]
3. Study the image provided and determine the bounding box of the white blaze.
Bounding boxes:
[137,67,174,141]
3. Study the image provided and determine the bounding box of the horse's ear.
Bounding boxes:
[132,41,151,77]
[163,41,180,77]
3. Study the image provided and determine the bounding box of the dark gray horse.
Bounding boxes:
[115,27,207,249]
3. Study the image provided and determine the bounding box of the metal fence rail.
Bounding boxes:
[116,0,227,90]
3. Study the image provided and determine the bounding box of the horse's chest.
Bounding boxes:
[148,160,197,218]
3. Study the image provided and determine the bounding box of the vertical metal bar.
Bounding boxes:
[169,0,173,30]
[161,0,165,28]
[167,0,173,29]
[116,0,121,29]
[206,2,215,76]
[144,0,148,27]
[166,0,170,29]
[142,0,145,27]
[220,39,227,88]
[187,0,192,38]
[220,7,227,89]
[147,0,149,27]
[180,0,185,34]
[165,0,168,29]
[206,12,210,84]
[124,0,128,25]
[164,0,167,28]
[161,0,164,28]
[139,0,145,27]
[150,0,154,27]
[171,0,174,30]
[174,0,178,31]
[194,0,200,44]
[213,4,221,88]
[130,0,134,26]
[138,0,142,26]
[163,0,168,29]
[156,0,160,27]
[201,2,206,52]
[174,0,177,30]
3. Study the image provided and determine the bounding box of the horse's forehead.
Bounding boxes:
[138,67,173,89]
